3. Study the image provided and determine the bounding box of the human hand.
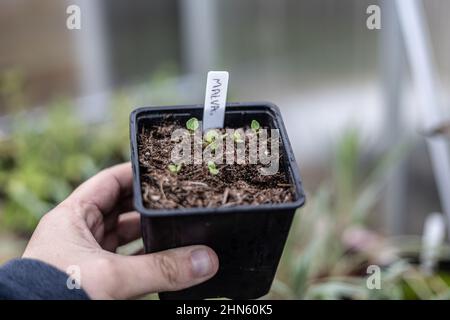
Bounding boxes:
[22,163,219,299]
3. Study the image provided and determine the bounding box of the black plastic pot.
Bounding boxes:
[130,102,305,299]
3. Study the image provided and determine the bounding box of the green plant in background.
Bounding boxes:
[270,129,450,299]
[0,100,130,234]
[0,66,181,236]
[0,68,27,113]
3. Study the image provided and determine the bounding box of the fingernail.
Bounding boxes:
[190,249,213,278]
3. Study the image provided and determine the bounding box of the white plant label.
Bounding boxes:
[202,71,229,131]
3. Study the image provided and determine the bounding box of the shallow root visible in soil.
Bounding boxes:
[138,121,294,209]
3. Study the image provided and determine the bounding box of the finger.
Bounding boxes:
[102,195,135,236]
[67,162,133,214]
[112,212,142,246]
[114,195,134,216]
[116,211,141,246]
[113,245,219,299]
[131,248,145,256]
[101,212,141,251]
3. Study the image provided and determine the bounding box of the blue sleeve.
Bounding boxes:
[0,258,90,300]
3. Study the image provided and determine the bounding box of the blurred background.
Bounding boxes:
[2,0,450,299]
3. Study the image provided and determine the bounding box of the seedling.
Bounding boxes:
[205,129,220,143]
[168,163,182,174]
[207,161,219,175]
[209,141,218,151]
[204,129,221,152]
[251,120,260,132]
[186,117,199,132]
[232,130,244,143]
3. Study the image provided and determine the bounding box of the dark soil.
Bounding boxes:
[138,120,294,209]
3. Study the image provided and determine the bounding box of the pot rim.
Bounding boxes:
[130,101,306,217]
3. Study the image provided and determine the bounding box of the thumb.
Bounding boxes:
[113,245,219,299]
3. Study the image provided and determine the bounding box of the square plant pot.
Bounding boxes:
[130,102,305,299]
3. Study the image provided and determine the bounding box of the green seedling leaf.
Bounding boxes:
[168,163,182,173]
[186,117,199,131]
[233,130,244,143]
[207,161,219,175]
[205,129,220,143]
[251,120,260,132]
[209,141,218,150]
